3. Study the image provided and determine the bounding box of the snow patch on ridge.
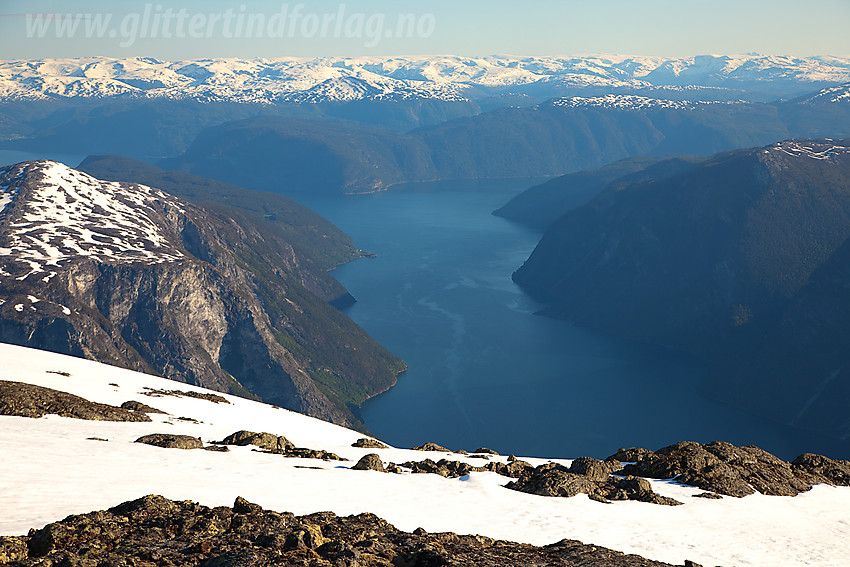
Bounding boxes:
[0,161,186,281]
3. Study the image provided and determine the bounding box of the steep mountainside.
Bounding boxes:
[512,139,850,440]
[159,116,438,194]
[76,154,362,276]
[493,155,705,228]
[0,161,404,428]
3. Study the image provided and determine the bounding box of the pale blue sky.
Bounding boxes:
[0,0,848,59]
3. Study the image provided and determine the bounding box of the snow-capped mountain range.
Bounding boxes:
[1,342,849,567]
[1,54,849,103]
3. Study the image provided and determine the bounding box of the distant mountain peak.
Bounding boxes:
[0,160,186,282]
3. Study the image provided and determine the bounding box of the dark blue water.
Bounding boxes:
[301,179,850,460]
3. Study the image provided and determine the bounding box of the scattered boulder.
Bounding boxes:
[1,495,681,566]
[352,437,389,449]
[0,380,151,422]
[217,430,344,461]
[411,442,452,452]
[134,434,204,450]
[395,458,479,478]
[121,400,166,414]
[352,453,385,472]
[142,388,230,404]
[473,447,499,455]
[219,430,294,452]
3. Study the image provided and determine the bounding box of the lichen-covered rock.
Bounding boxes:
[411,442,452,452]
[570,456,620,482]
[620,440,813,497]
[2,495,680,566]
[219,429,294,451]
[134,433,204,450]
[352,453,386,472]
[792,453,850,486]
[352,437,389,449]
[0,380,151,422]
[506,463,682,505]
[120,400,166,414]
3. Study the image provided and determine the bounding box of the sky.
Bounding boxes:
[0,0,848,60]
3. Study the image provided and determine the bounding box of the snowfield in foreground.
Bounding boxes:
[1,342,849,567]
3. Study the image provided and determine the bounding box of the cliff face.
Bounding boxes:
[0,160,403,428]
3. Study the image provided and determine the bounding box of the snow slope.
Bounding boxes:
[1,54,849,103]
[1,343,849,566]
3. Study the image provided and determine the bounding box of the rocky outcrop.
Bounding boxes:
[219,430,294,452]
[2,494,684,566]
[0,161,405,429]
[120,400,166,414]
[411,442,452,452]
[140,388,230,404]
[216,430,345,461]
[134,434,204,450]
[506,459,682,506]
[352,437,389,449]
[0,380,150,422]
[792,453,850,486]
[611,441,850,497]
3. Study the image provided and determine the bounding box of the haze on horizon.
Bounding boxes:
[0,0,848,60]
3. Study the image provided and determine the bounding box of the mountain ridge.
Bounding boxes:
[0,160,404,428]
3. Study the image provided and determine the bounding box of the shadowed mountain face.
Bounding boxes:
[158,86,850,195]
[512,139,850,440]
[0,161,404,429]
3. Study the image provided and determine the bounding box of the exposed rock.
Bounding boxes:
[483,459,536,479]
[0,380,151,422]
[570,456,620,481]
[411,442,452,452]
[0,536,28,564]
[142,388,230,404]
[473,447,499,455]
[791,453,850,486]
[352,453,386,472]
[134,433,204,450]
[219,429,294,451]
[507,463,682,505]
[352,437,389,449]
[619,441,813,497]
[218,430,344,461]
[3,495,680,566]
[204,445,230,452]
[693,492,723,499]
[120,400,166,414]
[607,447,654,463]
[395,458,479,478]
[507,466,596,498]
